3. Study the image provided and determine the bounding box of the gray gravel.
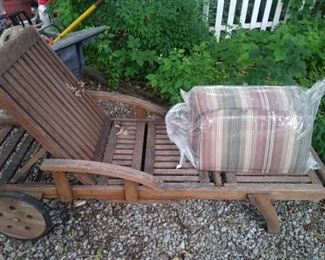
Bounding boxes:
[1,90,325,259]
[0,200,325,259]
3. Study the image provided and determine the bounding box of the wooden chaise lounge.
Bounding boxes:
[0,28,324,240]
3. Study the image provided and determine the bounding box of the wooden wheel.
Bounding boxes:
[0,192,51,240]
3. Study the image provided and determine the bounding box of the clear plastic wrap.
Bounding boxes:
[166,79,325,174]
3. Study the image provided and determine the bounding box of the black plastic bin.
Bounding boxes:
[50,26,107,80]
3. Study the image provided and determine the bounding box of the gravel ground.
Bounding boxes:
[0,200,325,259]
[1,91,325,259]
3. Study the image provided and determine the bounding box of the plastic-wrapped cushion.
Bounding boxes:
[166,79,325,174]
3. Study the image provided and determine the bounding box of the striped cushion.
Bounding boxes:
[189,86,312,174]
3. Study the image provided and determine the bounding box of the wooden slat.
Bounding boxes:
[2,73,90,159]
[212,172,223,186]
[156,130,167,134]
[158,176,200,182]
[36,40,105,125]
[155,156,179,162]
[124,121,146,201]
[93,118,111,161]
[155,139,174,144]
[156,134,170,139]
[114,149,134,155]
[98,122,118,185]
[11,63,95,158]
[0,126,12,146]
[155,145,178,150]
[10,146,47,184]
[155,124,166,130]
[0,128,25,170]
[154,162,193,169]
[113,154,133,160]
[308,171,322,185]
[225,172,237,183]
[116,139,135,144]
[144,122,156,174]
[199,171,210,183]
[154,169,199,175]
[115,144,134,149]
[115,135,135,140]
[0,135,34,183]
[112,160,132,166]
[0,84,67,158]
[235,171,308,176]
[18,56,98,146]
[224,183,323,189]
[155,150,180,156]
[31,47,102,136]
[236,175,311,183]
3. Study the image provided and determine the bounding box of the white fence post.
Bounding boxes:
[214,0,225,42]
[206,0,314,41]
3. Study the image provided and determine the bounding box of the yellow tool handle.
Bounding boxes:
[52,0,102,44]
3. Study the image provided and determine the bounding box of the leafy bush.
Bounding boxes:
[50,0,211,86]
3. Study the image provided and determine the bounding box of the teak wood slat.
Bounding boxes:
[144,122,156,174]
[0,135,34,183]
[124,121,146,201]
[0,125,12,145]
[98,122,118,185]
[10,146,47,184]
[0,28,107,185]
[0,128,25,170]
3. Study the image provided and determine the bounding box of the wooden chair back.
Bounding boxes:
[0,28,106,163]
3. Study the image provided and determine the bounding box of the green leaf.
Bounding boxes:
[274,49,287,62]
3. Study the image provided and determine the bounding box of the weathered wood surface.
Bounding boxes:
[248,193,280,233]
[0,125,44,184]
[2,183,325,201]
[0,27,106,185]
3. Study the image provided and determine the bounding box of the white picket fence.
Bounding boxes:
[203,0,312,42]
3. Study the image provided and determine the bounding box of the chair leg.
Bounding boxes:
[248,193,280,234]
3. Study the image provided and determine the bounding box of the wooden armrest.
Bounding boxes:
[88,90,168,116]
[41,159,165,191]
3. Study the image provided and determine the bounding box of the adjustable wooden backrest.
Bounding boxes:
[0,28,106,167]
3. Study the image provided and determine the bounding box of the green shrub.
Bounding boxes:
[50,0,211,86]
